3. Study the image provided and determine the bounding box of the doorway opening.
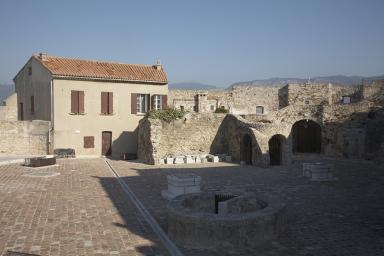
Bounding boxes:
[102,131,112,156]
[240,134,253,165]
[292,120,321,153]
[269,134,285,165]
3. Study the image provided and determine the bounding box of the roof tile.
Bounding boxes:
[33,54,168,84]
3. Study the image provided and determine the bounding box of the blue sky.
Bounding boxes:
[0,0,383,87]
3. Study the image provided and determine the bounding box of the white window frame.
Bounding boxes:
[154,95,162,110]
[137,94,147,114]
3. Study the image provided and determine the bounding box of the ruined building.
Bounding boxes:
[139,80,384,166]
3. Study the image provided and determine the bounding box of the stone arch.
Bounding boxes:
[240,133,253,164]
[268,134,286,165]
[292,120,321,153]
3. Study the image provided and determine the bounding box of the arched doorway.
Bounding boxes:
[269,135,285,165]
[240,134,253,165]
[292,120,321,153]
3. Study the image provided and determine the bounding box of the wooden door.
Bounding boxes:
[101,131,112,156]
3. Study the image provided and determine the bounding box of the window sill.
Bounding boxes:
[136,113,146,116]
[100,113,115,116]
[69,112,86,115]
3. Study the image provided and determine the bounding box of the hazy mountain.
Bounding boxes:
[0,84,14,102]
[169,82,217,90]
[229,74,384,89]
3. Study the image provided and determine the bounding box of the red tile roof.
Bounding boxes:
[33,54,168,84]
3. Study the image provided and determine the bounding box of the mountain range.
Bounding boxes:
[170,74,384,90]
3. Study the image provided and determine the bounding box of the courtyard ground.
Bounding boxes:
[0,158,383,255]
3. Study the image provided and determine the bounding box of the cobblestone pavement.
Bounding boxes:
[0,159,168,256]
[1,158,383,256]
[109,158,384,256]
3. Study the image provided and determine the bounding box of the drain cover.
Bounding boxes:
[5,251,40,256]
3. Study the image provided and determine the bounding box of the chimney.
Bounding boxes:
[38,52,47,61]
[154,59,162,70]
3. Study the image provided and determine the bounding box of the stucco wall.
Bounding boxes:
[53,79,168,157]
[14,57,52,121]
[0,120,49,155]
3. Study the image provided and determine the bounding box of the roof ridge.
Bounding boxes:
[32,53,157,67]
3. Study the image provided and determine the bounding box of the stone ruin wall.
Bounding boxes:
[0,120,49,155]
[138,113,227,164]
[230,85,280,114]
[140,81,384,165]
[0,93,17,121]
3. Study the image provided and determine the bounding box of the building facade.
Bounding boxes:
[14,53,168,158]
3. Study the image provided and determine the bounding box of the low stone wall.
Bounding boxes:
[0,120,49,155]
[138,113,226,164]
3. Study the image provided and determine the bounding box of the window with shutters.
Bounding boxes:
[101,92,113,115]
[71,90,84,114]
[83,136,94,148]
[154,95,162,110]
[30,95,35,114]
[136,94,148,113]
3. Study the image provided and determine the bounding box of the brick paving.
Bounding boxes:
[0,158,383,256]
[109,158,384,256]
[0,159,167,256]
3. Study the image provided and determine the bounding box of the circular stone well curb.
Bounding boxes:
[167,192,286,251]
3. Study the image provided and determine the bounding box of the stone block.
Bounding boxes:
[24,156,56,167]
[184,156,195,164]
[303,162,337,181]
[162,173,202,200]
[225,156,232,162]
[174,156,185,164]
[159,158,166,165]
[166,157,174,165]
[195,157,202,164]
[207,155,219,163]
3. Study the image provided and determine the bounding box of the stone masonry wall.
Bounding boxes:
[0,120,49,155]
[285,83,331,106]
[138,113,226,164]
[0,93,17,121]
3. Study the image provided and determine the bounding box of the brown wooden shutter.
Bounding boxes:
[101,92,108,114]
[71,90,78,113]
[146,94,150,112]
[162,95,168,110]
[108,92,113,114]
[79,91,84,113]
[131,93,137,114]
[151,95,155,110]
[84,136,94,148]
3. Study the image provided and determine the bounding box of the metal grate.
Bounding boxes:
[214,193,237,214]
[5,251,40,256]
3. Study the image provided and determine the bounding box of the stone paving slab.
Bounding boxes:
[0,159,168,256]
[109,159,384,256]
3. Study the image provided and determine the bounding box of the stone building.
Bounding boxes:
[139,80,384,166]
[14,53,168,158]
[168,82,365,115]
